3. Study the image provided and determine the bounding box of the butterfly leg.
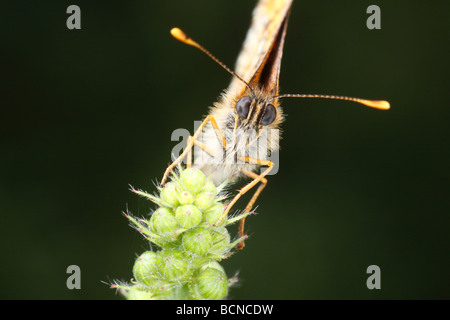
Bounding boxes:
[161,115,226,185]
[186,136,193,168]
[235,169,269,250]
[215,157,274,243]
[187,137,216,168]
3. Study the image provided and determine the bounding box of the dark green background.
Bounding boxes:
[1,0,449,299]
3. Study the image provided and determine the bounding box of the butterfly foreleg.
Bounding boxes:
[161,115,226,185]
[234,169,269,250]
[214,157,274,232]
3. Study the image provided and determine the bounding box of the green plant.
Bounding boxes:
[112,167,251,300]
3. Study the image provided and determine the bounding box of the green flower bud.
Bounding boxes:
[156,249,190,281]
[190,256,210,268]
[194,191,215,211]
[182,227,213,256]
[202,179,217,197]
[161,237,183,250]
[133,251,159,286]
[180,168,206,194]
[177,190,195,205]
[159,283,190,300]
[149,207,179,239]
[209,227,231,255]
[198,260,225,274]
[160,182,179,207]
[189,267,228,300]
[202,203,226,226]
[175,204,202,229]
[118,165,242,301]
[126,289,154,300]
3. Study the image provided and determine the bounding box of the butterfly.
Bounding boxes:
[162,0,389,250]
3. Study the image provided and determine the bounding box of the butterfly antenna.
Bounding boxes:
[170,27,253,94]
[272,94,390,110]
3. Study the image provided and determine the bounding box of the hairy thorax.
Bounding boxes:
[193,90,282,185]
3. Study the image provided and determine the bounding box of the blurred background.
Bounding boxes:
[1,0,449,299]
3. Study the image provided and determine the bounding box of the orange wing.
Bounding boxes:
[228,0,293,97]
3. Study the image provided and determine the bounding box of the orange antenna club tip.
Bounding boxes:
[170,27,195,46]
[359,99,390,110]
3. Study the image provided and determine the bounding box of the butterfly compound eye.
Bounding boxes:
[236,96,252,119]
[261,104,277,125]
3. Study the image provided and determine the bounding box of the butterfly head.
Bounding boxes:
[234,87,283,131]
